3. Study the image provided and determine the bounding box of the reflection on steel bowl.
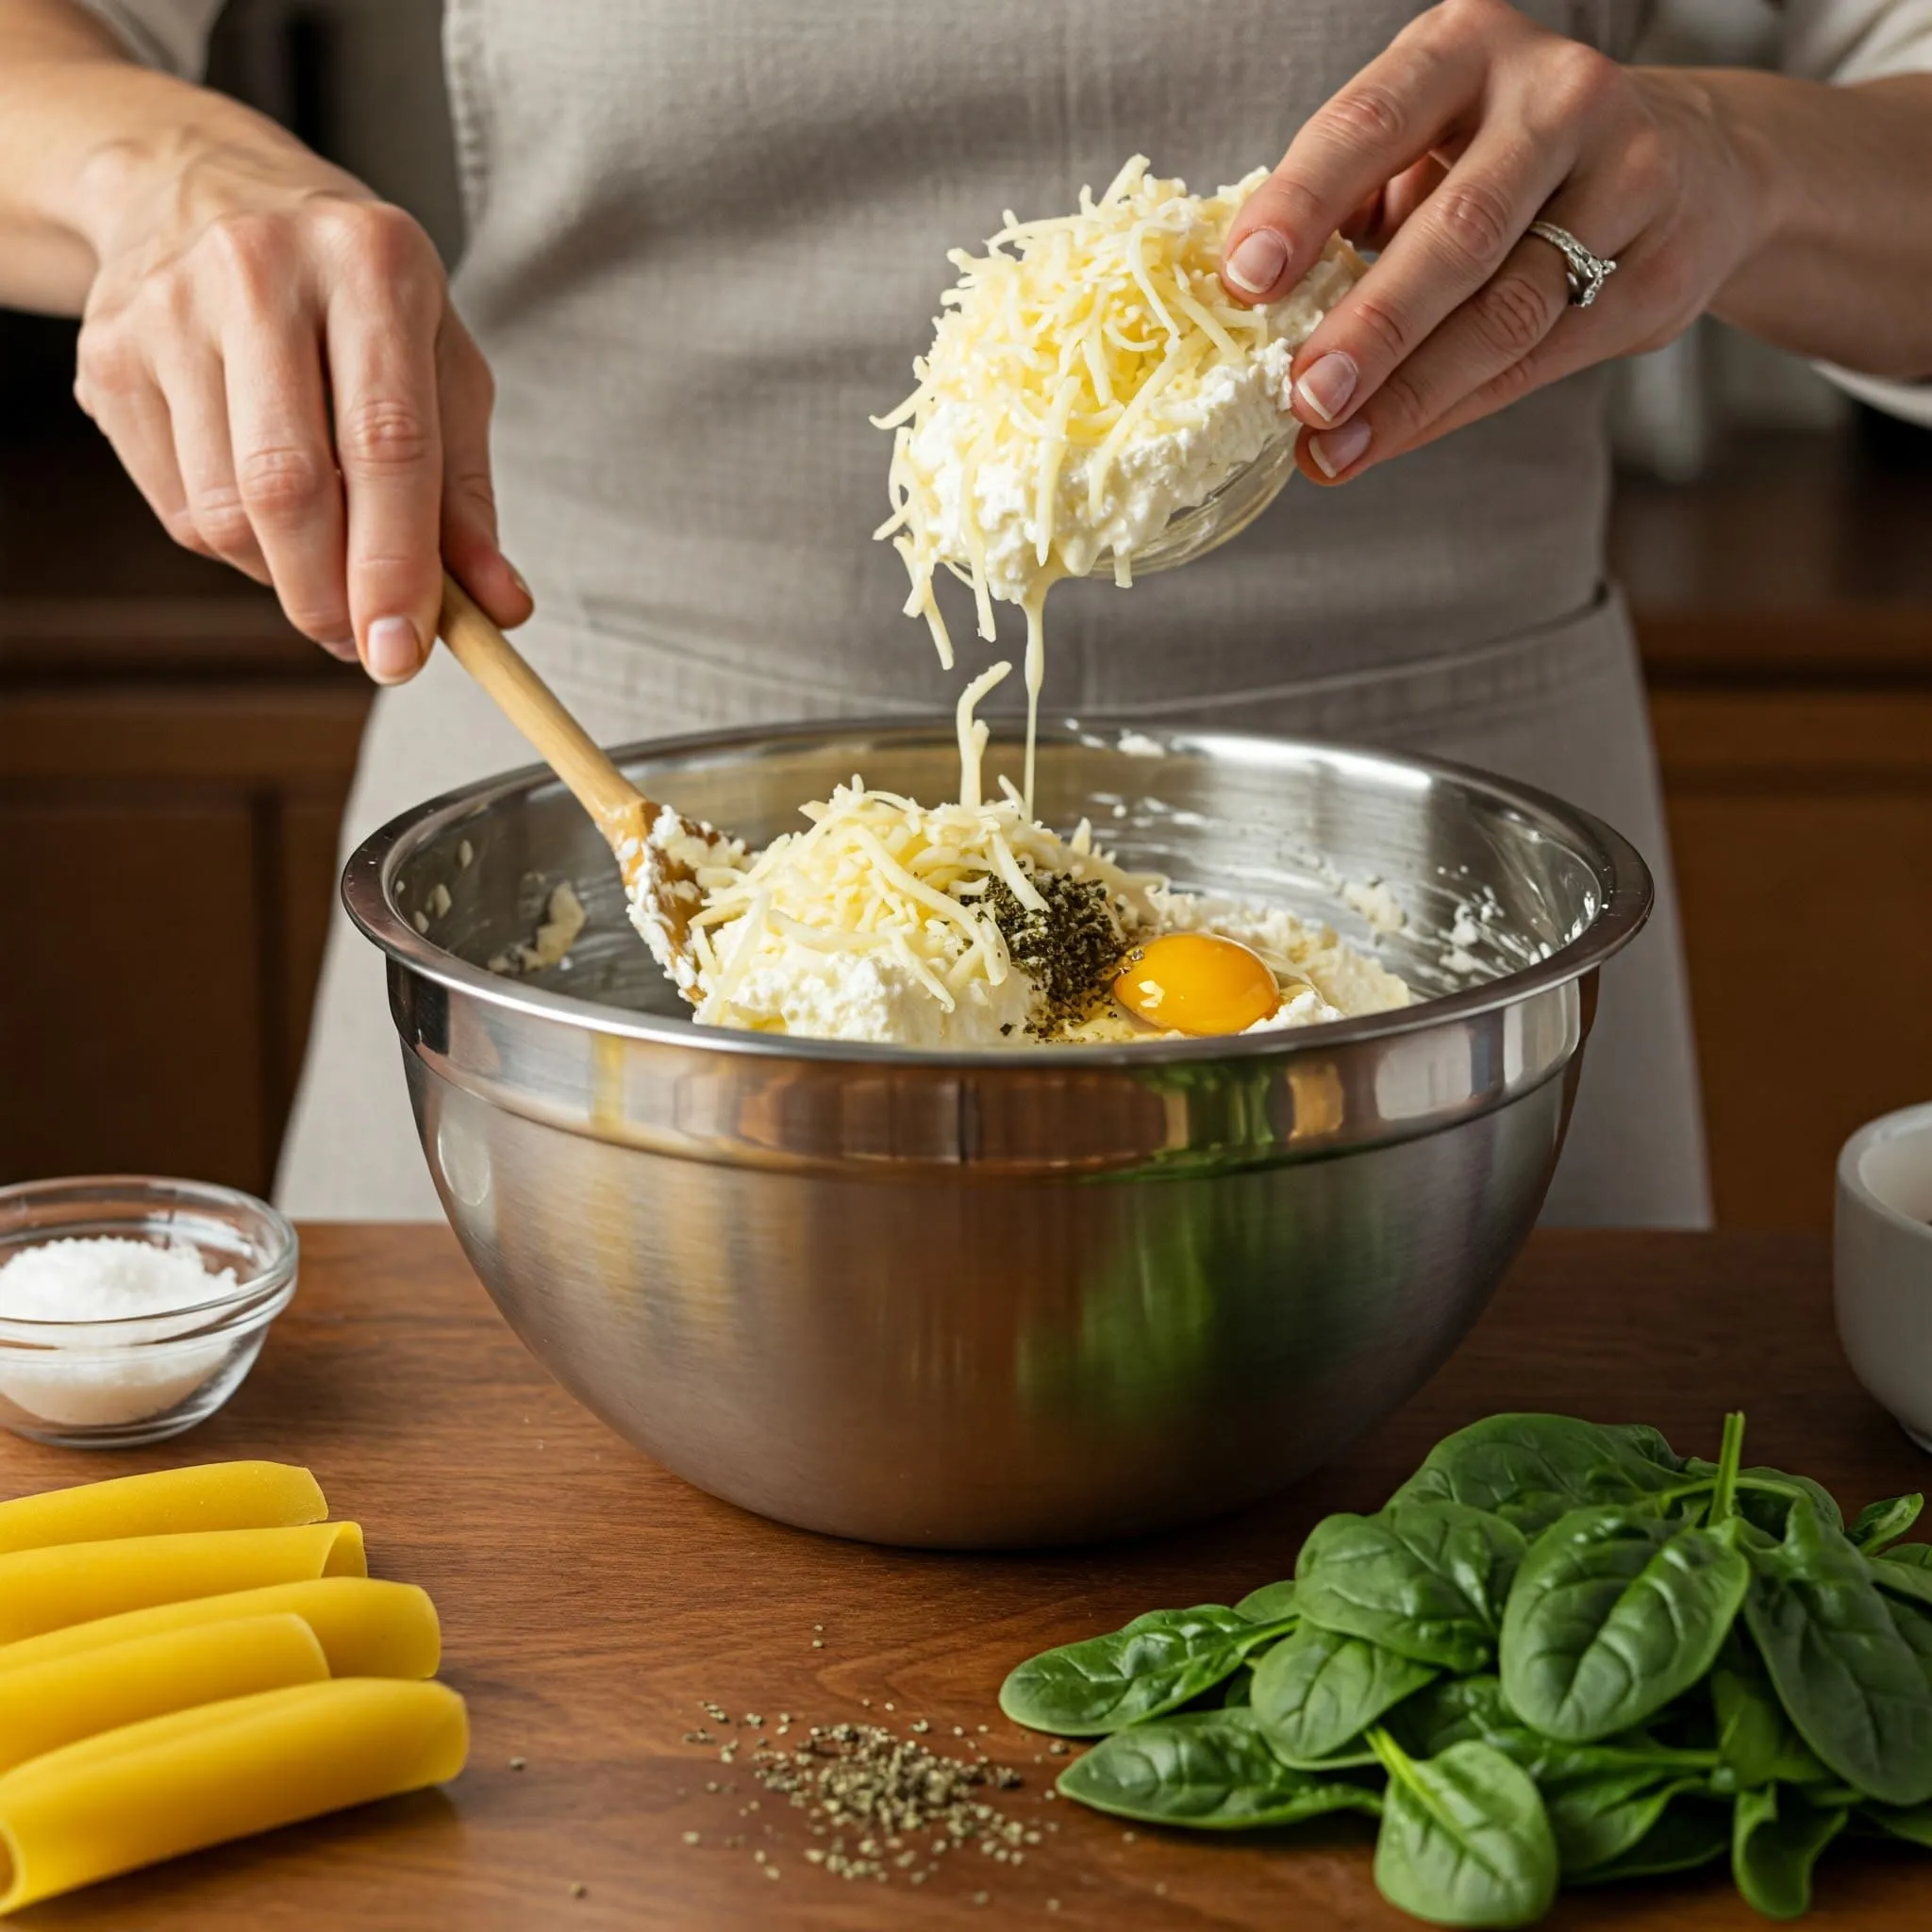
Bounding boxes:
[344,723,1650,1548]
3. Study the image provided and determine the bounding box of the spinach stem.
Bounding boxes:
[1657,1472,1804,1510]
[1365,1724,1406,1779]
[1710,1410,1746,1523]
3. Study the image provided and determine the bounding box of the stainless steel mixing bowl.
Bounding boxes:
[344,723,1650,1548]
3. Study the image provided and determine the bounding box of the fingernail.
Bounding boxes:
[1295,352,1358,425]
[366,615,422,683]
[323,638,358,663]
[508,562,532,601]
[1224,230,1289,295]
[1310,418,1372,479]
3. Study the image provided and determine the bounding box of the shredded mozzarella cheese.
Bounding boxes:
[874,157,1363,812]
[689,664,1158,1036]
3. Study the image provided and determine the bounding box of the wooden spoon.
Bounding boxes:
[436,573,736,1000]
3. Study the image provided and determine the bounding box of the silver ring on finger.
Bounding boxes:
[1526,220,1617,308]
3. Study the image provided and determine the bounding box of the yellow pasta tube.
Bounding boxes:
[0,1678,468,1913]
[0,1464,325,1555]
[0,1524,365,1644]
[0,1577,437,1681]
[0,1614,328,1778]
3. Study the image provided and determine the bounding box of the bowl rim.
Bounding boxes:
[341,717,1655,1069]
[1838,1103,1932,1250]
[0,1174,300,1336]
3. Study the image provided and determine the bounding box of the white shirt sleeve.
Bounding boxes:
[1779,0,1932,82]
[1776,3,1932,417]
[69,0,225,80]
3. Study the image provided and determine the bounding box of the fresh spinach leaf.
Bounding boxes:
[1297,1503,1527,1673]
[1509,1735,1717,1782]
[1890,1592,1932,1670]
[1731,1784,1851,1920]
[1392,1415,1688,1537]
[1279,1740,1384,1771]
[999,1606,1292,1737]
[1499,1505,1750,1741]
[1678,1463,1844,1539]
[1711,1631,1831,1788]
[1572,1798,1732,1883]
[1386,1675,1517,1757]
[1369,1728,1558,1929]
[1542,1768,1709,1878]
[1234,1579,1297,1624]
[1055,1709,1383,1829]
[1774,1471,1848,1525]
[1742,1496,1932,1806]
[1250,1622,1437,1764]
[1397,1702,1723,1879]
[1874,1552,1932,1615]
[1860,1798,1932,1847]
[998,1408,1932,1921]
[1850,1494,1924,1555]
[1386,1672,1721,1879]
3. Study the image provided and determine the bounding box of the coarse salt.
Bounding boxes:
[0,1237,236,1321]
[0,1238,240,1427]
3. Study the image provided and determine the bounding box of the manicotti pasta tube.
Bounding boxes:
[0,1678,469,1913]
[0,1614,328,1778]
[0,1524,365,1644]
[0,1577,438,1681]
[0,1464,325,1554]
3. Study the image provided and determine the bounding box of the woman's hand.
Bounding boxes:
[1220,0,1770,485]
[74,139,530,679]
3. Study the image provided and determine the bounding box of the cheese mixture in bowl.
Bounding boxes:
[674,667,1409,1048]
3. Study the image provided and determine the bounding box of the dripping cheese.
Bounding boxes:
[874,156,1366,670]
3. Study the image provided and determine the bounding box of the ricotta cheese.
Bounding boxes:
[488,881,588,977]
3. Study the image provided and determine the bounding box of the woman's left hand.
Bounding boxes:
[1220,0,1769,483]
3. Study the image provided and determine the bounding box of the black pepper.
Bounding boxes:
[980,872,1128,1033]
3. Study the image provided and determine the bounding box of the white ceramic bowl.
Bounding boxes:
[1836,1102,1932,1453]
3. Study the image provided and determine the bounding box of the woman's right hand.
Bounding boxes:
[74,141,531,681]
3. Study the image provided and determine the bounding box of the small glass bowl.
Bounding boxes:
[0,1176,298,1449]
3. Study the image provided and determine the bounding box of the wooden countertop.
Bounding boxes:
[4,1226,1928,1929]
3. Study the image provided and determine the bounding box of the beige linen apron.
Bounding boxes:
[279,0,1708,1226]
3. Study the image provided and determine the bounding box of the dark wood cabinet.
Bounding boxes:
[5,329,1928,1224]
[1622,431,1932,1228]
[0,654,367,1196]
[0,326,371,1197]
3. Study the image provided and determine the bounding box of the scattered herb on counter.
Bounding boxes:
[677,1707,1033,1891]
[1001,1411,1932,1928]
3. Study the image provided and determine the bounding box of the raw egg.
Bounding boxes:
[1112,933,1281,1036]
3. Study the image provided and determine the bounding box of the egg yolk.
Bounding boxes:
[1112,933,1281,1036]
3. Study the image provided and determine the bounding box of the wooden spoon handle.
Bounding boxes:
[437,573,646,846]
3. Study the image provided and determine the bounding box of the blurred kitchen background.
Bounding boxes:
[2,0,1928,1226]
